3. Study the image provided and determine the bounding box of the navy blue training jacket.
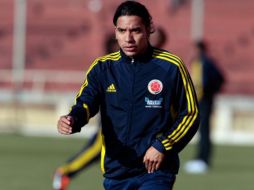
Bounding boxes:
[69,46,200,179]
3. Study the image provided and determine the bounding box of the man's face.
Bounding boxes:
[115,15,150,58]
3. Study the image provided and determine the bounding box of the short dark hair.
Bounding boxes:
[113,1,152,29]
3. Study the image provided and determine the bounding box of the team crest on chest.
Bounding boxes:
[148,79,163,95]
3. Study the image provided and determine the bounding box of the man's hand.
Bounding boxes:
[143,146,165,173]
[57,115,74,135]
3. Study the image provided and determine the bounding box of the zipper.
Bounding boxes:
[126,58,136,143]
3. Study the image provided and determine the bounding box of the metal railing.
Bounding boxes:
[0,69,85,93]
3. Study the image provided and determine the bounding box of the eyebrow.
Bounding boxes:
[116,26,142,32]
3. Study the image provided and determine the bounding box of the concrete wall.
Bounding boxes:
[1,91,254,144]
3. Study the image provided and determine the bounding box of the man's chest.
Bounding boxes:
[99,64,174,110]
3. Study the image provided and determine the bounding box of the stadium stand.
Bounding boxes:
[1,0,254,94]
[0,0,13,70]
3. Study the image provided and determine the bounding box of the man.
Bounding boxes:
[184,41,224,174]
[57,1,199,189]
[53,27,168,190]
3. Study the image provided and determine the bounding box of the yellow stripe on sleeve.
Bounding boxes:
[83,103,90,122]
[100,133,106,173]
[152,49,198,149]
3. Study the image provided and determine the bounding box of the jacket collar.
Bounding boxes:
[119,45,154,63]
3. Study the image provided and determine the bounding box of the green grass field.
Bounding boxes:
[0,134,253,190]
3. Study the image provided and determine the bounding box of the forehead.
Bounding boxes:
[116,15,145,28]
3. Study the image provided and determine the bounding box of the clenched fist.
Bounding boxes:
[57,115,74,135]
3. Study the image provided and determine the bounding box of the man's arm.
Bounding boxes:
[152,57,200,155]
[57,59,101,135]
[143,56,200,173]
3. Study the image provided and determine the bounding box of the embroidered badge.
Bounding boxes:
[148,79,163,94]
[145,97,163,108]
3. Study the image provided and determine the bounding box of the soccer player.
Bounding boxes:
[57,1,200,189]
[53,26,169,190]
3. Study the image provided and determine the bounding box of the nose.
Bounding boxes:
[125,31,134,42]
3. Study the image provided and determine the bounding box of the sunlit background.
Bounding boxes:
[0,0,254,189]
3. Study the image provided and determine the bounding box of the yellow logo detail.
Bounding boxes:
[106,84,116,92]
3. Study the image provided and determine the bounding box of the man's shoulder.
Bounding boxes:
[90,51,121,71]
[97,51,121,63]
[152,48,184,67]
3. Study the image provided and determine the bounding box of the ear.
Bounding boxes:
[146,26,151,38]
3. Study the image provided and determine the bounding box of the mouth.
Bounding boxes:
[123,46,136,52]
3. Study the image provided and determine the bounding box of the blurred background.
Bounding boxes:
[0,0,254,189]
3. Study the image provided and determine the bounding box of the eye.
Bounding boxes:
[117,28,125,33]
[132,28,141,33]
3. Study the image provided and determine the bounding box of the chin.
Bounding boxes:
[124,51,137,57]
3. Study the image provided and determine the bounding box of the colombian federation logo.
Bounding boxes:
[148,79,163,94]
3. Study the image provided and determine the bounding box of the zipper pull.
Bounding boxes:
[131,58,135,64]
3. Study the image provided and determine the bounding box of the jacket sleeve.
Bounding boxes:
[152,57,200,153]
[68,59,101,133]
